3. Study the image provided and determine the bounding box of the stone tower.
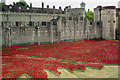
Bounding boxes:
[80,2,86,9]
[101,6,116,40]
[94,6,102,38]
[94,6,117,40]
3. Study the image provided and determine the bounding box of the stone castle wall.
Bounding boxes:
[1,15,100,46]
[1,5,119,47]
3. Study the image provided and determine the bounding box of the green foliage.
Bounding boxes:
[15,1,28,7]
[85,10,94,22]
[0,2,6,7]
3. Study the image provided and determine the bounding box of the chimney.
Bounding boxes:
[30,3,32,8]
[59,6,61,9]
[42,2,44,11]
[53,6,55,9]
[47,5,49,8]
[47,5,49,13]
[59,6,62,14]
[53,6,55,14]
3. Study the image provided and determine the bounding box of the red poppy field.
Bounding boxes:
[2,39,120,79]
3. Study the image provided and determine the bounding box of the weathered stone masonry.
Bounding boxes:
[0,3,120,46]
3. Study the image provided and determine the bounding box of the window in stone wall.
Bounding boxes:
[41,22,47,26]
[53,21,57,26]
[29,21,34,26]
[113,21,115,23]
[16,22,24,26]
[108,21,110,23]
[16,22,19,26]
[90,22,92,25]
[71,13,73,15]
[97,22,99,25]
[69,17,72,20]
[79,13,81,16]
[1,22,3,26]
[116,13,119,17]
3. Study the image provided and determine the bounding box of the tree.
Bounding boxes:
[0,2,5,10]
[0,2,6,7]
[15,1,28,7]
[85,10,94,22]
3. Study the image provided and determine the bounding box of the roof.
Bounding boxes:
[1,4,64,14]
[103,6,116,9]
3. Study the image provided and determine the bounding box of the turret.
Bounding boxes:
[42,2,44,11]
[80,2,86,9]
